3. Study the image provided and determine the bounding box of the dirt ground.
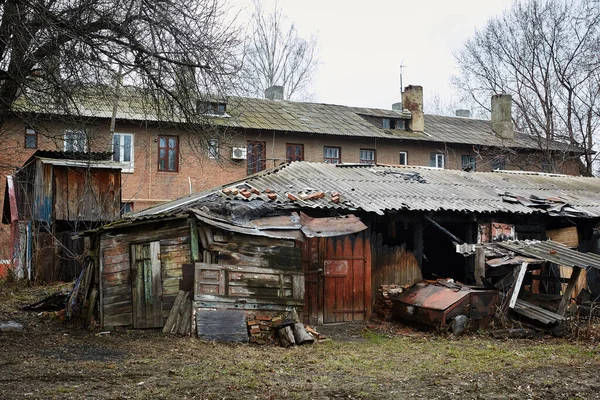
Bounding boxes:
[1,283,600,400]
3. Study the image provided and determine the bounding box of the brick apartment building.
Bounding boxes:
[0,84,583,263]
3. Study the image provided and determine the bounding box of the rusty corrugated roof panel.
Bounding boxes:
[496,240,600,270]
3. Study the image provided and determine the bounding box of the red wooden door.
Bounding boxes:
[302,233,371,325]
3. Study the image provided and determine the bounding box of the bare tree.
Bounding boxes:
[452,0,600,175]
[0,0,242,134]
[237,0,317,100]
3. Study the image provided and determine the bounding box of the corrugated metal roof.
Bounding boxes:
[496,240,600,270]
[20,86,579,153]
[135,162,600,218]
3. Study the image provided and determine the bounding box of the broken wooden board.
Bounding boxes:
[546,226,578,248]
[196,309,248,342]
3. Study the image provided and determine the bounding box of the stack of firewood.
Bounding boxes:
[247,315,283,345]
[248,310,320,346]
[374,285,404,321]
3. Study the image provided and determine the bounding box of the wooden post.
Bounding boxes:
[189,219,201,262]
[509,262,528,309]
[558,266,582,316]
[475,247,486,286]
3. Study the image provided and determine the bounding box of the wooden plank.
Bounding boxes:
[292,275,304,301]
[342,236,354,322]
[475,246,486,286]
[558,266,582,316]
[131,244,144,328]
[177,297,193,335]
[364,231,372,318]
[103,313,133,327]
[102,271,130,286]
[353,232,365,322]
[163,290,187,333]
[509,262,528,309]
[196,309,248,342]
[150,241,163,327]
[195,263,304,277]
[103,284,131,297]
[103,261,130,274]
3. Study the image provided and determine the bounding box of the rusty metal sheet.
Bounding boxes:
[299,212,367,238]
[395,283,470,311]
[393,282,499,329]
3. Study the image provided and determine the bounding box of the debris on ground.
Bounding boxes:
[22,291,68,311]
[0,321,23,331]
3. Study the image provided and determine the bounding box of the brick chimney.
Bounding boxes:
[491,94,513,139]
[265,85,284,100]
[402,85,424,132]
[455,109,470,118]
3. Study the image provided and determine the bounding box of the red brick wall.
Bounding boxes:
[0,119,584,267]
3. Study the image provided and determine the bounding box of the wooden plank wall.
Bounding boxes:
[100,220,191,328]
[194,262,304,311]
[54,167,121,222]
[371,232,422,292]
[208,232,302,270]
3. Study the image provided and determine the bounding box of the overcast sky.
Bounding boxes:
[235,0,515,111]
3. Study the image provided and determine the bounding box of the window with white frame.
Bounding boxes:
[399,151,408,165]
[64,130,88,152]
[324,146,341,164]
[430,152,444,169]
[208,139,219,158]
[359,149,375,164]
[113,133,134,172]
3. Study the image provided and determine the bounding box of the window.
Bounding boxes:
[208,139,219,159]
[382,118,404,130]
[360,149,376,164]
[158,135,179,172]
[64,130,87,152]
[113,133,134,172]
[430,153,444,169]
[492,157,506,171]
[461,155,476,171]
[286,143,304,162]
[247,141,266,174]
[25,128,37,149]
[120,202,134,216]
[399,151,408,165]
[197,101,227,115]
[324,146,341,164]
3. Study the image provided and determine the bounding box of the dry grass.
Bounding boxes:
[1,282,599,399]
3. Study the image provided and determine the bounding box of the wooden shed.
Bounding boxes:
[92,206,369,331]
[3,151,122,282]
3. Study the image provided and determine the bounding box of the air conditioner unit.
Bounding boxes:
[231,147,247,160]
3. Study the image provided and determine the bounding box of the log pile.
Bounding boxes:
[247,310,321,346]
[374,285,405,321]
[247,315,282,345]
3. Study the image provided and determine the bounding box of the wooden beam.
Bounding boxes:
[509,262,528,309]
[558,266,582,316]
[425,216,463,245]
[475,247,486,286]
[189,219,201,262]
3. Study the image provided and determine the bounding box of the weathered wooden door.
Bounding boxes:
[131,241,163,328]
[302,233,371,325]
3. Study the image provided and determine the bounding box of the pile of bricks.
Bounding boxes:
[247,315,283,345]
[373,285,405,321]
